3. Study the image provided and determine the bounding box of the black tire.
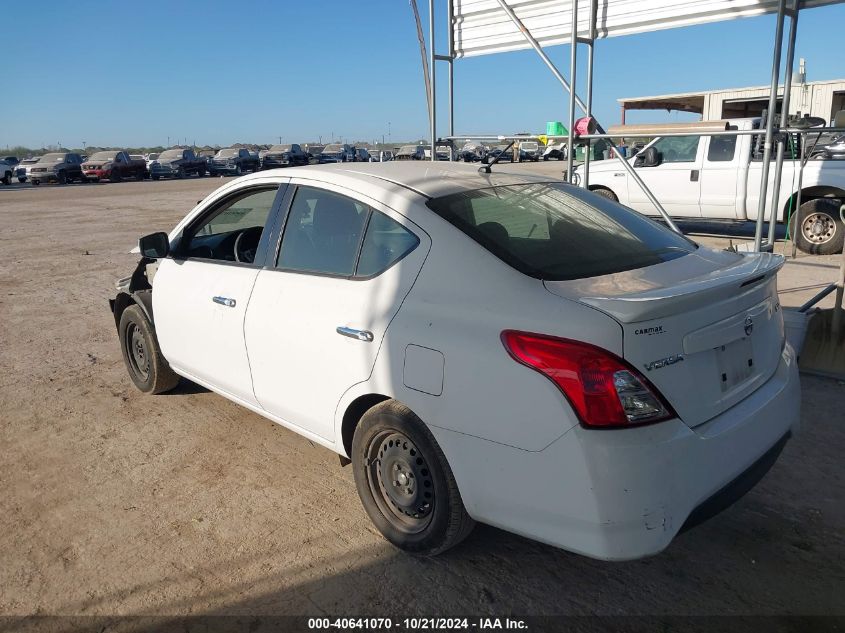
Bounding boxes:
[790,198,844,256]
[32,179,40,186]
[110,171,121,183]
[152,175,160,181]
[1,172,9,185]
[352,400,475,556]
[135,169,144,181]
[591,187,619,202]
[57,170,67,185]
[18,177,26,183]
[118,305,179,394]
[235,164,242,176]
[176,168,185,179]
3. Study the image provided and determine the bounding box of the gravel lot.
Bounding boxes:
[1,174,843,622]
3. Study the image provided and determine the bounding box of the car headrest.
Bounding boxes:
[476,221,509,246]
[312,200,361,237]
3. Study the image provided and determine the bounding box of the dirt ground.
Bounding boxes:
[1,175,843,623]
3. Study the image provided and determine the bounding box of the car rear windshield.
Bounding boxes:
[426,183,695,281]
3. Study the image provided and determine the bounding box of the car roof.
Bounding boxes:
[240,161,559,199]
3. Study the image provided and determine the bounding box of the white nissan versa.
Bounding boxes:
[110,162,800,559]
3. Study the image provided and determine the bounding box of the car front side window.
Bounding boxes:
[651,135,700,163]
[180,187,279,264]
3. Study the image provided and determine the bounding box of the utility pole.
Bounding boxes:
[167,136,170,147]
[279,136,282,144]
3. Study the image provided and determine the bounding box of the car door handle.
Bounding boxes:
[212,296,237,308]
[336,326,374,342]
[690,169,700,182]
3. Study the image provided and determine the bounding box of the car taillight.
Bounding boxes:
[501,330,675,428]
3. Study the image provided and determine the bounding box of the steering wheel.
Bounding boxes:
[233,226,263,263]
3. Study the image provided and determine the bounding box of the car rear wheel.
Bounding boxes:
[790,198,844,256]
[118,305,179,394]
[352,401,475,556]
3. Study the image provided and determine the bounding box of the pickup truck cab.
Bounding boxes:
[580,118,845,255]
[83,151,146,182]
[210,148,261,176]
[319,144,356,164]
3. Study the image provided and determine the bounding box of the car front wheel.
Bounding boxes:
[118,305,179,394]
[352,400,475,556]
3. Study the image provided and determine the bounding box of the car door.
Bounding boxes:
[699,133,742,219]
[627,135,703,218]
[244,182,430,441]
[153,181,289,404]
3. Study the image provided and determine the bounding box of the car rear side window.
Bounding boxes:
[356,211,419,277]
[277,186,369,276]
[427,183,695,281]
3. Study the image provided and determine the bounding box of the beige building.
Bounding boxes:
[619,78,845,124]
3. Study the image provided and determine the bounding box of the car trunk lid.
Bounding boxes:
[544,248,785,428]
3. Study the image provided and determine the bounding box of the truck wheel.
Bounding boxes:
[235,165,242,176]
[176,168,185,179]
[57,171,67,185]
[118,305,180,394]
[352,400,475,556]
[791,198,844,256]
[135,170,144,181]
[110,171,121,183]
[152,175,160,181]
[591,187,618,202]
[1,172,9,185]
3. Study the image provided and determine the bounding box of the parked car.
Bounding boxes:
[580,117,845,255]
[261,144,309,169]
[368,150,394,162]
[319,143,356,163]
[0,159,14,185]
[543,142,567,161]
[82,151,146,182]
[29,152,85,185]
[482,146,514,164]
[150,148,206,180]
[395,144,425,161]
[15,157,40,183]
[355,148,372,163]
[3,156,20,170]
[518,141,541,162]
[305,145,324,164]
[145,153,160,176]
[209,148,261,176]
[111,162,799,560]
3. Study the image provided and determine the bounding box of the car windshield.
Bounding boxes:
[89,151,118,161]
[39,153,66,162]
[398,145,419,154]
[160,150,183,159]
[322,144,343,153]
[271,145,292,152]
[426,183,696,281]
[217,149,239,157]
[147,153,159,160]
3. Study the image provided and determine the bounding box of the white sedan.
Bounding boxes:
[110,162,800,559]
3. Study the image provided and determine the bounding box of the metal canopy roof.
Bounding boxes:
[452,0,843,58]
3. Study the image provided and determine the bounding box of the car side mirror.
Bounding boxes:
[139,232,170,259]
[635,146,660,167]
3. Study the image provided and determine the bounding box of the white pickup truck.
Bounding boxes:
[579,118,845,255]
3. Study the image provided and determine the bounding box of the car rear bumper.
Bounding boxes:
[430,343,800,561]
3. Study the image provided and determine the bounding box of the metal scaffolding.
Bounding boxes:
[424,0,826,252]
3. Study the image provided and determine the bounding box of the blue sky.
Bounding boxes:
[2,1,844,148]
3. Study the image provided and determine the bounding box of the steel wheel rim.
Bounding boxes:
[802,212,837,245]
[125,323,150,380]
[365,430,434,533]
